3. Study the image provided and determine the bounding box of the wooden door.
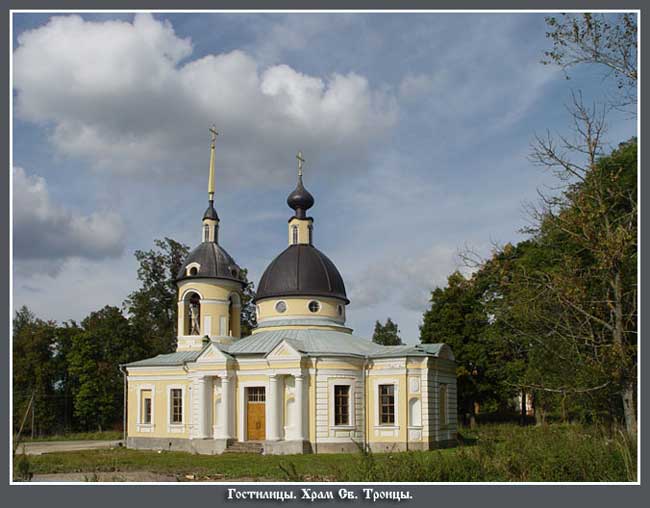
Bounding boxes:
[246,387,266,441]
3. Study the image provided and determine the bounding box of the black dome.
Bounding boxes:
[254,244,348,303]
[203,201,219,221]
[176,242,243,284]
[287,176,314,219]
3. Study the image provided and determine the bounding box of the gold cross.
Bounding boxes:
[296,151,305,177]
[209,124,219,145]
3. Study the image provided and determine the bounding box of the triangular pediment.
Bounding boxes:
[196,343,229,364]
[266,339,303,360]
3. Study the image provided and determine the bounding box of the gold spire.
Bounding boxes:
[208,125,219,201]
[296,151,305,178]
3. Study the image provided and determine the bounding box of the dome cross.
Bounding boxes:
[296,151,305,177]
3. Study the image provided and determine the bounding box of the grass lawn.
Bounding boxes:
[17,431,123,442]
[16,424,637,482]
[19,447,361,481]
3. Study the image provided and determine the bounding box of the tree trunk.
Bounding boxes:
[470,401,479,429]
[613,269,637,436]
[533,392,544,426]
[621,382,637,436]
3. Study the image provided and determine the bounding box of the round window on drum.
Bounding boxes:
[275,301,287,313]
[308,300,321,313]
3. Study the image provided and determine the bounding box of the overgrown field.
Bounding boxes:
[16,430,122,442]
[16,424,636,482]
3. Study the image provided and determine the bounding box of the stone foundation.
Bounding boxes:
[311,441,360,454]
[127,436,457,455]
[262,440,311,455]
[127,437,229,455]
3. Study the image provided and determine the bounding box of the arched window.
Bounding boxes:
[292,225,298,244]
[213,225,218,244]
[308,224,313,245]
[203,224,210,242]
[186,292,201,335]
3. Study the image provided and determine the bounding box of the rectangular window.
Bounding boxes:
[170,388,183,424]
[247,387,266,402]
[439,384,448,426]
[379,384,395,425]
[141,389,152,424]
[334,385,350,425]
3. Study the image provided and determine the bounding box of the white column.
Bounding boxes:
[267,374,280,441]
[196,376,208,438]
[294,374,305,441]
[220,375,232,439]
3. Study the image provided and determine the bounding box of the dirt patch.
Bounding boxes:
[30,471,178,482]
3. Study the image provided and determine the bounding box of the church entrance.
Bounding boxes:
[246,387,266,441]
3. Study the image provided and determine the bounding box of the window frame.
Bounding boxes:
[334,385,351,426]
[329,379,355,429]
[167,385,186,433]
[143,395,152,424]
[136,384,155,432]
[378,384,396,425]
[307,300,321,313]
[275,300,287,313]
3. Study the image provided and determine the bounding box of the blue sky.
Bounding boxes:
[11,12,636,342]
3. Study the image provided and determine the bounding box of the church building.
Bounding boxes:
[125,130,457,454]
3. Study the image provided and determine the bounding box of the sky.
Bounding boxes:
[11,12,637,343]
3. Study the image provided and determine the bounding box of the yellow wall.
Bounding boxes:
[127,374,190,439]
[177,279,242,346]
[202,218,218,242]
[255,296,345,326]
[288,217,313,245]
[126,356,449,447]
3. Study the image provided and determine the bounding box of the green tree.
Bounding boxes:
[420,272,496,426]
[239,268,257,337]
[530,134,637,433]
[12,306,59,436]
[372,318,403,346]
[124,237,189,355]
[68,306,144,431]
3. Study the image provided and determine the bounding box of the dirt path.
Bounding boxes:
[17,440,123,455]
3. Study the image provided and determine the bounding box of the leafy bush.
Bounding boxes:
[335,424,636,482]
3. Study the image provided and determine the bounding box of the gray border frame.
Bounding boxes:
[2,1,646,506]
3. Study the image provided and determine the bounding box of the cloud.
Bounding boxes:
[251,14,353,65]
[399,73,434,99]
[348,244,459,313]
[13,14,397,184]
[12,166,126,276]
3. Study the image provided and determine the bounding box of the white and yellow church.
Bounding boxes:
[125,130,457,455]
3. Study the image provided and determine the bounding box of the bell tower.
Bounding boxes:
[174,126,245,351]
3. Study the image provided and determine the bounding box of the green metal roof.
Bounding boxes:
[124,349,202,367]
[126,330,452,368]
[223,328,451,359]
